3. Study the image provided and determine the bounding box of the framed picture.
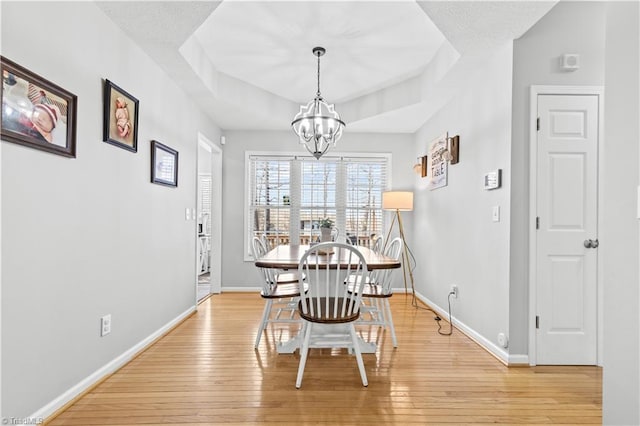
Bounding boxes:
[151,140,178,187]
[428,132,449,190]
[103,79,138,152]
[1,56,77,158]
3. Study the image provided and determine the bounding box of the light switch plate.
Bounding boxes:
[185,208,191,221]
[492,205,500,222]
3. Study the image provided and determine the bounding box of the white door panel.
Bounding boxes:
[536,94,598,365]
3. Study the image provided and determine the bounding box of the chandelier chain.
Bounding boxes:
[316,53,321,98]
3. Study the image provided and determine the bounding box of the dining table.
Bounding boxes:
[255,243,402,271]
[254,243,402,354]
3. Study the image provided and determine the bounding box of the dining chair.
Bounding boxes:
[251,237,307,349]
[346,237,403,347]
[371,235,383,253]
[295,242,369,388]
[260,233,272,251]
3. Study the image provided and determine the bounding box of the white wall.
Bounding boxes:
[511,1,639,421]
[220,130,415,288]
[1,2,221,417]
[412,43,514,353]
[601,2,640,424]
[510,1,606,356]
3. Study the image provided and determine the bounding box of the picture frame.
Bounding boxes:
[1,56,77,158]
[428,132,449,190]
[151,140,178,187]
[103,79,138,152]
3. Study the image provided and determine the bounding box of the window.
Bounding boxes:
[248,157,291,247]
[246,152,390,258]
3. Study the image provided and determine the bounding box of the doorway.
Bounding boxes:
[197,133,222,303]
[529,86,603,365]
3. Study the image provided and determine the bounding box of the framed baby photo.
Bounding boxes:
[103,79,138,152]
[151,140,178,187]
[1,56,77,158]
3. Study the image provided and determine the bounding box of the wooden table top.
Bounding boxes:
[254,244,401,270]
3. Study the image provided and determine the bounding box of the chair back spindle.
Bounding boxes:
[298,242,368,322]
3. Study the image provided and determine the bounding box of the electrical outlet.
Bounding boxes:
[101,314,111,337]
[450,284,458,298]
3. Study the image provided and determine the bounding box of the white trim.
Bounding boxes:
[528,85,604,366]
[211,142,223,294]
[32,305,196,422]
[222,286,262,293]
[197,133,223,296]
[508,354,530,365]
[413,291,527,366]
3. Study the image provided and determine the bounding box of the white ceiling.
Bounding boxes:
[96,1,557,134]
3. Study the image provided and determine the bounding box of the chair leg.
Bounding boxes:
[254,299,273,349]
[373,298,382,322]
[384,299,398,348]
[289,297,296,319]
[349,324,368,387]
[296,322,312,389]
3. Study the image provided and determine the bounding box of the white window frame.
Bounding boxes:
[244,151,392,261]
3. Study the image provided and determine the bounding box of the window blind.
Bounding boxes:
[246,153,390,257]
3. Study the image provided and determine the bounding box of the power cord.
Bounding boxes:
[402,240,454,335]
[434,291,454,335]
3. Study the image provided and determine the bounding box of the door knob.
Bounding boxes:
[583,239,599,248]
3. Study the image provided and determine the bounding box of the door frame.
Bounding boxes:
[196,132,223,300]
[528,85,604,366]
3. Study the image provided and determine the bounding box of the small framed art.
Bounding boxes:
[151,140,178,187]
[1,56,77,157]
[103,79,138,152]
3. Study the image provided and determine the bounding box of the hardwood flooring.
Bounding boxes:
[48,293,601,425]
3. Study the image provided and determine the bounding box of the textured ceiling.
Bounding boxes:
[193,1,445,104]
[97,1,557,133]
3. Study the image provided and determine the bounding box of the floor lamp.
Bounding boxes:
[382,191,415,298]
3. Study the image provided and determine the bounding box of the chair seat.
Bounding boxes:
[346,281,391,298]
[261,282,308,299]
[298,297,360,324]
[344,274,373,285]
[275,271,304,284]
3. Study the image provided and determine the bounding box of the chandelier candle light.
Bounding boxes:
[291,47,345,160]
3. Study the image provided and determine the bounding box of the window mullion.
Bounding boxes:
[289,159,301,244]
[335,160,346,241]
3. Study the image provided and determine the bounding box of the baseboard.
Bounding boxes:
[34,305,196,422]
[413,291,529,366]
[222,286,261,292]
[507,354,530,365]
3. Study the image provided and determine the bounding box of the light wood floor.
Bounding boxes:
[49,293,601,425]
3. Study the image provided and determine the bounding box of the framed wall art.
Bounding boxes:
[151,140,178,187]
[103,79,138,152]
[428,132,449,190]
[1,56,77,158]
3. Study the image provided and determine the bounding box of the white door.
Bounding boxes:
[535,94,599,365]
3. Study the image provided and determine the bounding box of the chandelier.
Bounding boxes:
[291,47,345,160]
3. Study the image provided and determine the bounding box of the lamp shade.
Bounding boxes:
[382,191,414,211]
